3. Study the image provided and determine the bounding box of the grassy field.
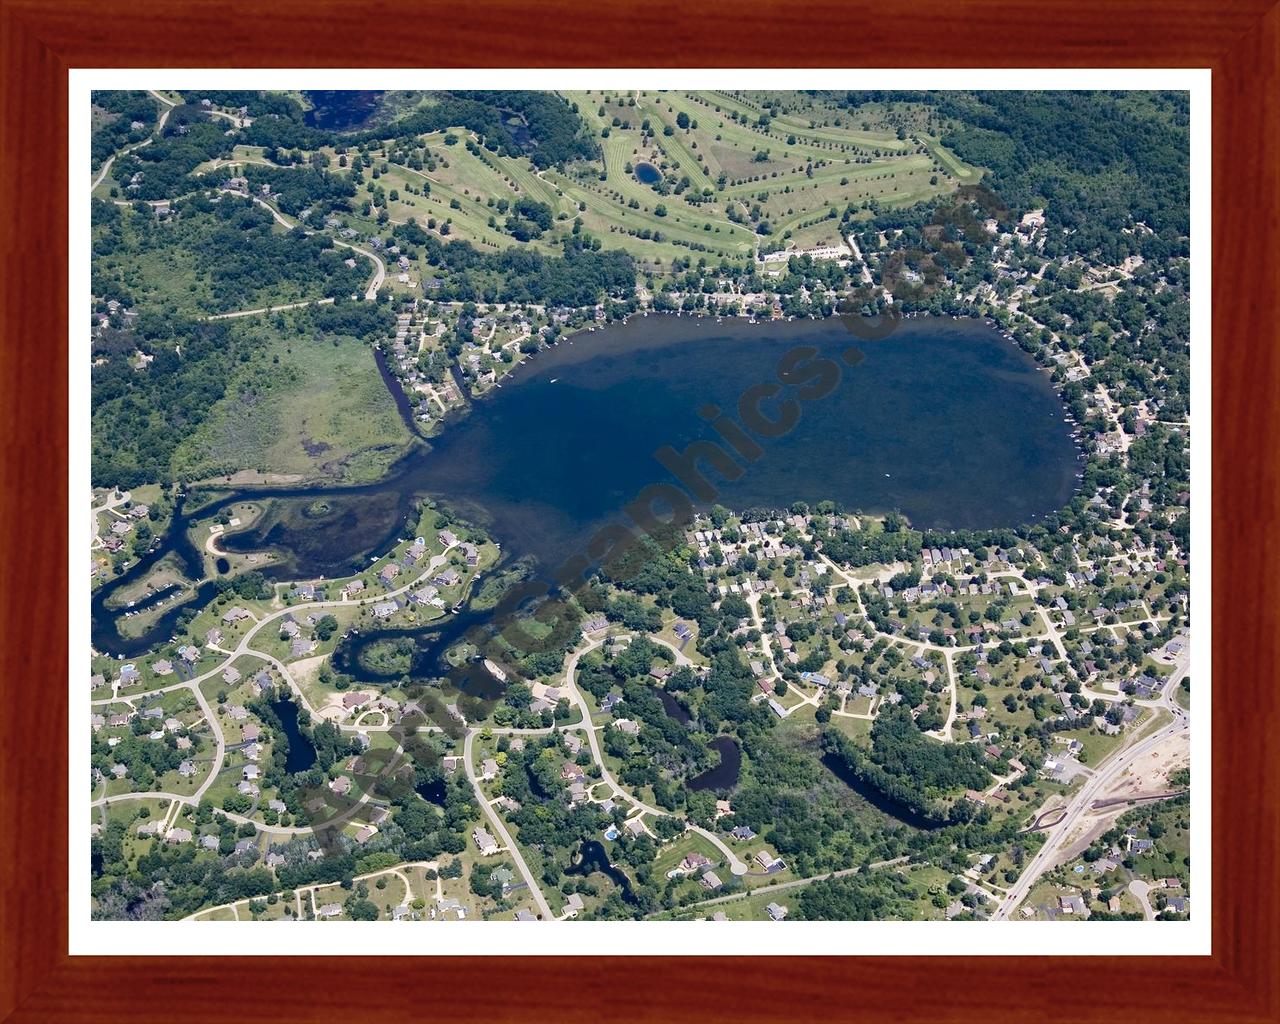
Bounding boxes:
[307,90,980,280]
[171,318,413,485]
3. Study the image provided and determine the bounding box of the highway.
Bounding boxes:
[993,645,1190,919]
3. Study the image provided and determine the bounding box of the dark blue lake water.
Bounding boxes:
[414,314,1080,569]
[270,698,317,774]
[302,90,383,130]
[634,162,661,184]
[92,314,1080,657]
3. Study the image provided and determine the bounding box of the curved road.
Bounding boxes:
[993,646,1190,920]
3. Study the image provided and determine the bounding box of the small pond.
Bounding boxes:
[688,736,741,792]
[270,698,317,774]
[567,840,638,904]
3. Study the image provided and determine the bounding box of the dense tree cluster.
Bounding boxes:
[91,90,160,169]
[820,710,992,825]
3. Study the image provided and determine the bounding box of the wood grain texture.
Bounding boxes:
[0,0,1276,1020]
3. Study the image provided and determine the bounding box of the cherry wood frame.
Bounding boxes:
[2,1,1276,1020]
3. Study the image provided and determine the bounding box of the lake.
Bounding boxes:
[92,314,1080,657]
[634,162,661,185]
[411,313,1081,571]
[302,90,384,130]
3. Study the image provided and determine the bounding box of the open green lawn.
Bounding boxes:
[309,91,978,279]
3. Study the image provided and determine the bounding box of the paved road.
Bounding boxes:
[1128,878,1156,920]
[993,646,1191,920]
[90,91,175,192]
[223,190,385,302]
[206,297,335,321]
[93,546,460,821]
[463,730,553,920]
[678,855,911,912]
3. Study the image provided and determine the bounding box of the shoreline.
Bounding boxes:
[95,309,1089,659]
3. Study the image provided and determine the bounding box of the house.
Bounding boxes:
[473,828,499,856]
[730,825,756,841]
[222,666,241,685]
[755,850,778,870]
[354,826,376,844]
[765,902,788,921]
[372,600,398,619]
[564,733,583,756]
[316,903,342,919]
[378,563,401,584]
[290,638,316,658]
[225,704,248,722]
[242,723,260,743]
[242,765,260,782]
[700,871,723,891]
[560,762,585,781]
[600,693,623,713]
[222,606,251,625]
[563,893,585,918]
[681,852,713,873]
[433,568,460,587]
[513,909,537,922]
[199,834,219,851]
[344,579,366,597]
[329,775,352,796]
[178,760,196,778]
[205,628,224,646]
[624,818,647,838]
[119,664,141,685]
[481,758,500,781]
[153,659,173,676]
[614,718,641,736]
[165,828,192,844]
[1058,894,1087,916]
